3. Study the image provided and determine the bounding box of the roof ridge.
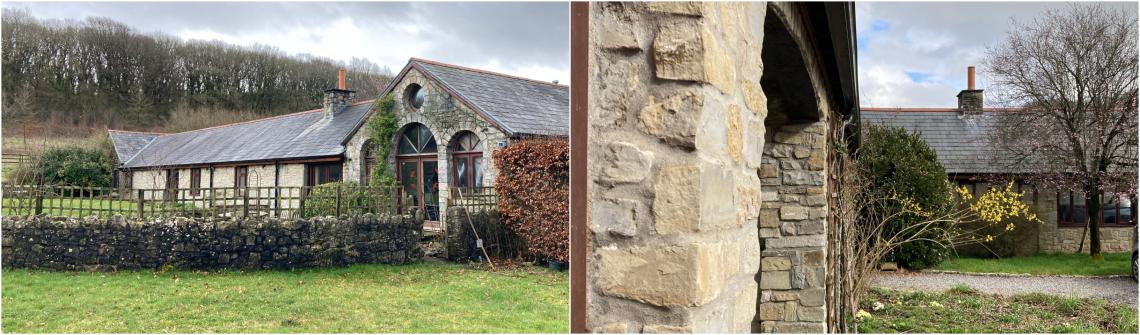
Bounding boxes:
[107,129,165,135]
[410,57,568,89]
[153,99,376,137]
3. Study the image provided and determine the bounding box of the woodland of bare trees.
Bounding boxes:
[985,4,1139,257]
[1,9,393,135]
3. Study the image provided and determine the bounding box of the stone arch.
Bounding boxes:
[753,3,830,333]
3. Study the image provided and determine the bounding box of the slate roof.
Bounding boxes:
[393,58,569,137]
[107,130,162,163]
[110,101,373,169]
[861,109,1029,174]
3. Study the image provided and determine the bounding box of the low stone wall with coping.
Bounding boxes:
[1,212,424,270]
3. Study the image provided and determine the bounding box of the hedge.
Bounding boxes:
[493,139,569,263]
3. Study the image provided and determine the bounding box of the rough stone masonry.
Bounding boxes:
[2,213,424,270]
[587,2,836,333]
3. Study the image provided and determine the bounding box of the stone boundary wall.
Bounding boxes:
[2,213,424,270]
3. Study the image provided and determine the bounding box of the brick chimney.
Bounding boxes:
[323,68,356,116]
[956,66,984,114]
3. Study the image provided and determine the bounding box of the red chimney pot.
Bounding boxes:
[337,68,346,90]
[967,66,975,90]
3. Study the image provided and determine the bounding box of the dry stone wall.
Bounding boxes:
[2,213,423,270]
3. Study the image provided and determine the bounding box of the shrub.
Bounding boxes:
[365,94,399,187]
[858,124,952,269]
[34,146,113,188]
[445,207,525,262]
[493,139,568,263]
[302,181,397,217]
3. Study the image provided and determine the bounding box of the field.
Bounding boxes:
[858,286,1138,333]
[936,252,1133,276]
[2,262,568,333]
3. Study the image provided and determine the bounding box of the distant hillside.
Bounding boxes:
[1,9,393,136]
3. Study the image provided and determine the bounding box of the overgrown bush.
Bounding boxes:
[302,181,397,217]
[365,94,399,187]
[30,146,113,188]
[858,124,952,269]
[493,139,569,263]
[445,207,525,262]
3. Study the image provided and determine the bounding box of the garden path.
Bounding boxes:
[874,272,1138,308]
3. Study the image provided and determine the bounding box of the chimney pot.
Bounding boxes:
[967,66,976,90]
[337,68,346,90]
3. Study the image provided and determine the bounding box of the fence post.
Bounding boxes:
[243,187,250,217]
[335,184,342,217]
[137,189,145,218]
[299,187,307,218]
[33,186,43,215]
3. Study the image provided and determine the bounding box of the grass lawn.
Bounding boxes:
[2,262,568,333]
[2,197,140,217]
[935,252,1133,276]
[858,286,1138,333]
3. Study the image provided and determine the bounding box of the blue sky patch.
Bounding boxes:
[906,71,934,83]
[871,20,890,32]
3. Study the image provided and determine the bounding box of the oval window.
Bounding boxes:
[406,84,425,110]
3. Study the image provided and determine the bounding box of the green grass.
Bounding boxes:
[2,262,568,333]
[936,252,1133,276]
[858,286,1138,333]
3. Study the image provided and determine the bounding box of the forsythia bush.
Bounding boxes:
[493,139,569,263]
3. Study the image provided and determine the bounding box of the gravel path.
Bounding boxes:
[874,272,1138,308]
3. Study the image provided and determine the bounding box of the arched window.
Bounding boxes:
[398,123,437,155]
[360,139,377,185]
[450,131,484,189]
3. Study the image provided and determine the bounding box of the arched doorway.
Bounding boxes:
[396,123,439,221]
[449,131,484,190]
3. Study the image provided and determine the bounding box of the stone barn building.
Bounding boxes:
[863,67,1137,255]
[109,58,568,224]
[585,2,858,333]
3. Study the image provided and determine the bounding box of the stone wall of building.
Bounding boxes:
[1035,190,1136,253]
[588,2,768,333]
[345,67,512,222]
[756,121,828,333]
[1,212,424,270]
[587,2,839,332]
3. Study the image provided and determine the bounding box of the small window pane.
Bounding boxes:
[474,157,483,188]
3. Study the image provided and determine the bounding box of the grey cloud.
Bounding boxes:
[858,2,1136,107]
[2,1,567,81]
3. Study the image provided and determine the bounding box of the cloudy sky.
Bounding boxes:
[2,2,570,83]
[857,2,1137,108]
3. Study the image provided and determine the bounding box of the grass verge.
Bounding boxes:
[857,286,1138,333]
[2,262,568,333]
[935,252,1132,276]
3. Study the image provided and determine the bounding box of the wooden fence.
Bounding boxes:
[448,186,499,214]
[1,184,402,219]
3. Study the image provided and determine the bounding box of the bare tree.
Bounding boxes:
[985,4,1139,257]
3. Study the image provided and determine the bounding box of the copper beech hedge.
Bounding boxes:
[493,139,569,263]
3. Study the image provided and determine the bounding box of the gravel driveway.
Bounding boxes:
[874,272,1139,308]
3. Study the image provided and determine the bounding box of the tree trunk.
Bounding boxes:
[1085,188,1103,258]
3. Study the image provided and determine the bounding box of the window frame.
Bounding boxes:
[1057,191,1137,227]
[190,168,202,196]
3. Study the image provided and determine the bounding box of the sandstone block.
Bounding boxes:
[765,235,825,249]
[799,288,825,307]
[779,206,808,221]
[758,208,780,228]
[700,25,736,93]
[639,91,702,148]
[741,80,767,117]
[647,2,703,16]
[654,24,705,81]
[595,243,730,307]
[654,165,699,234]
[600,141,654,184]
[783,301,798,321]
[759,270,791,289]
[642,324,692,333]
[595,323,629,333]
[797,306,825,322]
[590,198,639,238]
[726,105,743,162]
[758,302,783,321]
[761,256,792,271]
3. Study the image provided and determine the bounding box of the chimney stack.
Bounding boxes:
[337,68,346,90]
[324,68,356,117]
[957,66,983,114]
